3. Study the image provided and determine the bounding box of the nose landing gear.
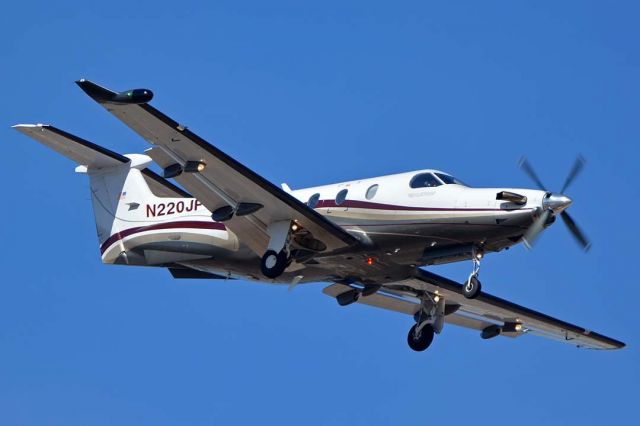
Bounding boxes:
[463,248,483,299]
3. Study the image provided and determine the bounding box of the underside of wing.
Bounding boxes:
[323,283,495,332]
[141,168,192,198]
[324,270,625,350]
[76,79,360,256]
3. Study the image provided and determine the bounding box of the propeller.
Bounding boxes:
[518,156,591,252]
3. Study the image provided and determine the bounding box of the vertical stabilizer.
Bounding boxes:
[88,163,155,245]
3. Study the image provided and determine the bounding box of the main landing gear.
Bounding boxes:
[407,323,435,351]
[463,249,483,299]
[260,220,295,279]
[407,293,445,352]
[260,249,290,279]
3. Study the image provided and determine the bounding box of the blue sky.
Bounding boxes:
[1,1,638,424]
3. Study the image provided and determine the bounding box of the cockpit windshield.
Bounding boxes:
[434,172,468,186]
[410,173,442,188]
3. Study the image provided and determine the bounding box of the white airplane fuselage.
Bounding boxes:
[101,167,547,284]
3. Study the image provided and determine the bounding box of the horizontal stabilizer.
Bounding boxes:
[13,123,191,198]
[13,124,128,169]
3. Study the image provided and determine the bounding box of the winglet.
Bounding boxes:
[281,183,293,193]
[76,79,153,105]
[75,79,118,103]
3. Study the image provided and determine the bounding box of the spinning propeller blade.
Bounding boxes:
[523,209,551,249]
[518,157,547,191]
[560,211,591,252]
[519,155,591,251]
[560,155,585,194]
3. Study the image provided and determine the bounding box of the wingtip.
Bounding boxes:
[75,79,117,102]
[12,123,48,130]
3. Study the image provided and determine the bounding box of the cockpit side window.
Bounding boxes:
[434,172,467,186]
[409,173,442,188]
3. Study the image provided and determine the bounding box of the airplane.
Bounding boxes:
[12,79,624,352]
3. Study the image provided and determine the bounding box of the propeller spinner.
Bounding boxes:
[519,156,591,252]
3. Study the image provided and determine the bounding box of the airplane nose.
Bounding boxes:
[543,193,573,213]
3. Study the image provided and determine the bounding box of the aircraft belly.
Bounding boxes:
[102,227,241,265]
[333,209,532,244]
[315,209,535,270]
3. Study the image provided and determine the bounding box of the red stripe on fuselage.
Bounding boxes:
[315,199,514,211]
[100,220,226,254]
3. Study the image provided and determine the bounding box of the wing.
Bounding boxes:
[76,79,360,256]
[141,169,192,198]
[323,269,624,350]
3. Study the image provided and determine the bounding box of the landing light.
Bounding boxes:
[291,223,299,232]
[184,160,207,173]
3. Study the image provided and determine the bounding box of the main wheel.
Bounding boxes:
[261,249,288,279]
[407,324,435,352]
[463,276,481,299]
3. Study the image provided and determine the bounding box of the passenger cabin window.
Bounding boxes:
[307,193,320,208]
[335,189,348,205]
[365,184,379,200]
[434,172,467,186]
[409,173,441,188]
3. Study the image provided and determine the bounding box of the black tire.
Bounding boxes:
[463,276,481,299]
[407,324,435,352]
[261,249,288,279]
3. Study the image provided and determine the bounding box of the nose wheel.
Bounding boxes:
[463,275,481,299]
[463,251,482,299]
[261,249,289,279]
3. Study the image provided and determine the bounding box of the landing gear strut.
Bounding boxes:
[463,249,483,299]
